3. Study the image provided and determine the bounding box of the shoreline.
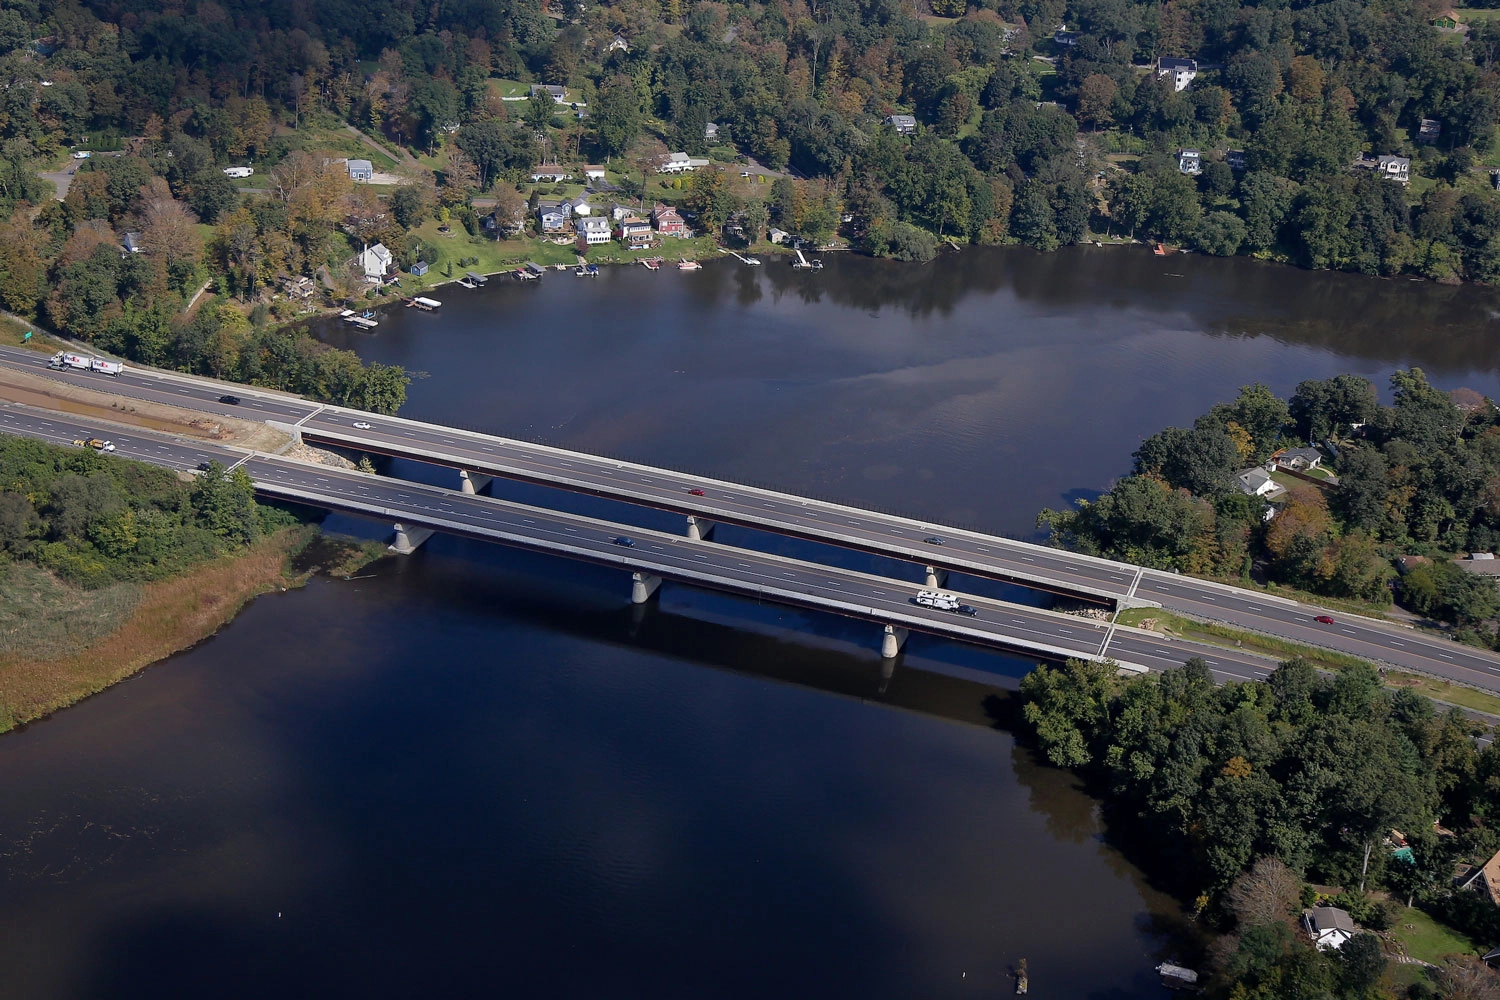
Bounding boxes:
[0,527,383,735]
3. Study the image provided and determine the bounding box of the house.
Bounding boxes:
[1303,906,1357,951]
[705,122,720,141]
[1395,555,1432,575]
[1433,10,1462,29]
[1237,467,1286,499]
[1378,154,1412,184]
[1275,447,1323,472]
[884,114,917,135]
[657,152,710,174]
[1177,149,1202,175]
[1157,57,1198,92]
[1226,149,1247,172]
[584,165,607,182]
[652,203,687,236]
[530,84,569,103]
[347,159,374,182]
[357,242,393,283]
[1460,553,1500,577]
[223,166,254,179]
[576,215,611,246]
[410,260,429,277]
[1054,29,1079,46]
[530,166,570,183]
[621,217,653,248]
[538,201,569,233]
[566,194,594,217]
[122,231,143,254]
[1457,848,1500,902]
[278,274,316,300]
[768,227,789,244]
[1419,118,1442,143]
[608,34,629,52]
[609,202,636,222]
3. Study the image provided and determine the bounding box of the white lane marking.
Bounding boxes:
[1200,596,1216,602]
[1342,629,1357,635]
[1441,653,1454,659]
[1391,640,1404,646]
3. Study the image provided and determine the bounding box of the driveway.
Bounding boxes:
[40,163,77,201]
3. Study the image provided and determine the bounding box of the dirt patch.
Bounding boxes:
[0,527,313,732]
[285,439,360,469]
[0,366,290,452]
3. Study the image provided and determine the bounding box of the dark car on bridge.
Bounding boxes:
[218,394,240,404]
[613,536,635,547]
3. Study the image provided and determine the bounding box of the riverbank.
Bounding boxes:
[0,527,384,734]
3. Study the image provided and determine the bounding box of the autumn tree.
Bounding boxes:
[1076,74,1118,130]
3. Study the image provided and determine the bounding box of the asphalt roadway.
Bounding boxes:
[0,400,1294,682]
[3,345,1500,691]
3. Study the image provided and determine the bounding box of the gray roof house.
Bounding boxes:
[530,84,569,103]
[347,158,373,182]
[884,114,917,134]
[1303,906,1357,951]
[1379,154,1411,183]
[1275,447,1324,471]
[1237,467,1286,499]
[1157,57,1198,91]
[122,231,143,254]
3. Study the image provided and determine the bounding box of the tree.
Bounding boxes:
[1226,857,1302,928]
[1337,933,1386,996]
[1134,425,1241,497]
[1020,657,1121,767]
[0,491,38,554]
[525,91,554,132]
[592,78,642,159]
[1196,211,1246,256]
[1076,74,1118,130]
[390,184,430,228]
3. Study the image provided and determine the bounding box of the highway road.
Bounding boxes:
[0,401,1286,681]
[4,345,1500,689]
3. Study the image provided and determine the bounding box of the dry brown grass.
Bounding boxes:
[0,526,314,732]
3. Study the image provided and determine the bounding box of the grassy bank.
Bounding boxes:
[0,527,382,733]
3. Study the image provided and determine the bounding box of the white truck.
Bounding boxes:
[89,358,123,376]
[48,352,123,376]
[910,590,979,617]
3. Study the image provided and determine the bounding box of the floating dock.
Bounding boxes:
[339,309,379,329]
[406,296,442,310]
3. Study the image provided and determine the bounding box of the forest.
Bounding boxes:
[1038,371,1500,640]
[0,435,288,587]
[1021,655,1500,999]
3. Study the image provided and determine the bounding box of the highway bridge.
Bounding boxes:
[4,344,1500,691]
[0,400,1293,679]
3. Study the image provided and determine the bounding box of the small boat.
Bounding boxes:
[1016,958,1028,995]
[406,296,441,310]
[1156,963,1199,991]
[574,264,599,277]
[513,268,536,280]
[457,278,477,289]
[792,248,823,269]
[678,259,701,271]
[640,257,662,270]
[1153,243,1168,256]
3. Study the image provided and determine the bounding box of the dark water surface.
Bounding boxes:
[4,247,1500,997]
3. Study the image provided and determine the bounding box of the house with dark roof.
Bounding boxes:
[530,84,569,103]
[1157,57,1198,92]
[1275,447,1324,472]
[884,114,917,135]
[1303,906,1357,950]
[1053,28,1079,45]
[347,159,373,182]
[1419,118,1442,143]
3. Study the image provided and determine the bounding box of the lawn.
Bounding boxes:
[0,314,66,353]
[488,78,532,100]
[1387,906,1483,965]
[274,124,399,172]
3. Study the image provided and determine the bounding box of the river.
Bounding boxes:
[2,246,1499,998]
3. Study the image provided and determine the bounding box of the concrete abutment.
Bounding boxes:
[389,523,434,554]
[631,572,662,604]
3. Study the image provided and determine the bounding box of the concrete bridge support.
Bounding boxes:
[459,469,494,495]
[389,523,435,554]
[879,654,896,694]
[880,624,909,659]
[631,572,662,604]
[924,565,948,589]
[686,516,716,541]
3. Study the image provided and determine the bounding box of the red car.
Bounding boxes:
[1314,615,1335,625]
[687,488,705,496]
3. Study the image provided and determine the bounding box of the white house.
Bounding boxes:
[768,227,789,244]
[530,166,570,183]
[584,165,607,182]
[1177,149,1202,175]
[658,152,710,174]
[1378,154,1411,184]
[1303,907,1357,951]
[884,114,917,134]
[223,166,254,179]
[530,84,569,104]
[608,34,629,52]
[1237,467,1285,499]
[576,216,611,245]
[348,159,373,182]
[1157,57,1198,91]
[357,242,393,283]
[566,194,593,216]
[705,122,720,141]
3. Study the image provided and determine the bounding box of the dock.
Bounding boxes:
[792,248,823,270]
[465,271,489,285]
[728,250,761,265]
[406,296,442,311]
[339,309,379,329]
[640,257,662,270]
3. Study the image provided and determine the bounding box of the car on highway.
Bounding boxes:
[195,462,212,472]
[923,535,945,545]
[352,421,372,430]
[218,394,240,404]
[687,488,705,496]
[912,590,960,610]
[955,604,979,617]
[1314,615,1335,625]
[613,536,635,547]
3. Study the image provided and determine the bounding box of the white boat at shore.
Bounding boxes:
[678,259,702,271]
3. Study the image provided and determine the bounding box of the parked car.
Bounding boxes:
[218,394,240,404]
[1314,615,1335,625]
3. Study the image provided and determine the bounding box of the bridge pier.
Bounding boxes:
[459,469,493,495]
[389,523,434,554]
[879,654,896,693]
[924,565,948,589]
[631,572,662,604]
[686,515,716,541]
[880,624,909,659]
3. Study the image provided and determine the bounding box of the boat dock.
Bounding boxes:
[406,296,442,311]
[339,309,379,329]
[792,248,823,270]
[465,271,489,285]
[640,257,662,270]
[728,250,761,265]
